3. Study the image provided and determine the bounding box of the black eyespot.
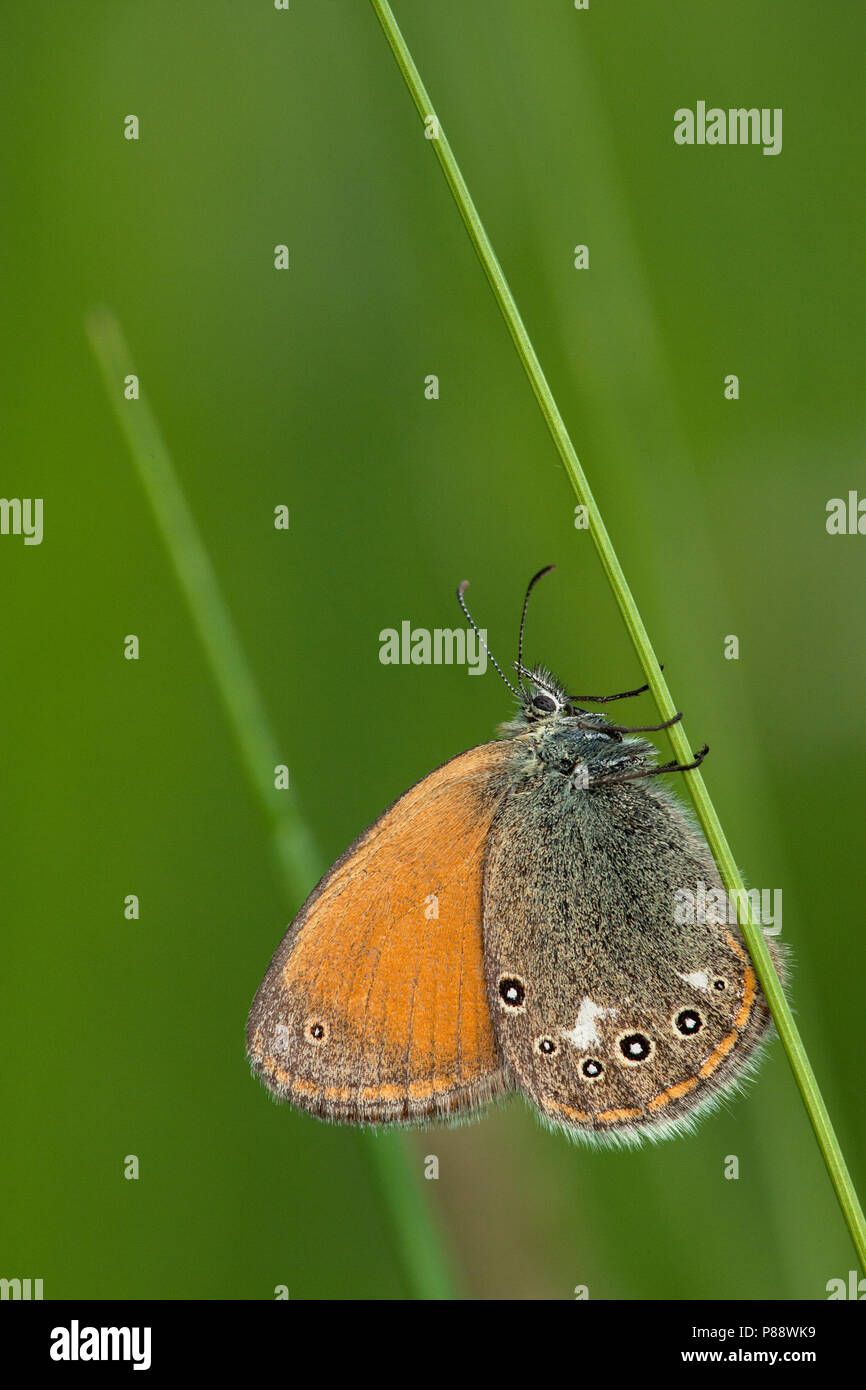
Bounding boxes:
[675,1009,703,1036]
[306,1019,328,1044]
[581,1058,604,1080]
[713,978,727,992]
[536,1036,557,1056]
[498,976,526,1010]
[618,1032,653,1064]
[532,694,556,713]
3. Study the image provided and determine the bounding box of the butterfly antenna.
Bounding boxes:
[457,580,521,699]
[516,565,556,693]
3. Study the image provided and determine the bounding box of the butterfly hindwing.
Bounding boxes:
[483,770,778,1144]
[247,743,515,1125]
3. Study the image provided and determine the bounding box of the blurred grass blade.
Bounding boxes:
[370,0,866,1270]
[85,304,459,1301]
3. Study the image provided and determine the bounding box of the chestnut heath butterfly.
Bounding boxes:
[247,568,785,1146]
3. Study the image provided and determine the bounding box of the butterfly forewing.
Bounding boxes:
[247,743,515,1125]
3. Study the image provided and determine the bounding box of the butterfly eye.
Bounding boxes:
[498,976,526,1010]
[536,1036,557,1056]
[617,1031,654,1064]
[674,1008,704,1036]
[532,693,557,713]
[305,1019,329,1045]
[581,1058,604,1080]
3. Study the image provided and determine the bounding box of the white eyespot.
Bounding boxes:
[580,1057,605,1082]
[304,1018,329,1045]
[561,997,614,1049]
[616,1030,654,1065]
[498,975,527,1011]
[674,1008,704,1037]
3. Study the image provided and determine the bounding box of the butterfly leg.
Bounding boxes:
[593,744,710,786]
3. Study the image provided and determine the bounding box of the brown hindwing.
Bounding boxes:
[483,773,785,1144]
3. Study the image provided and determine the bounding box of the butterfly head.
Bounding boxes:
[515,664,595,723]
[518,664,573,720]
[501,663,617,745]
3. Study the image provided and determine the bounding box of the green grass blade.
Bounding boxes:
[84,304,459,1301]
[370,0,866,1271]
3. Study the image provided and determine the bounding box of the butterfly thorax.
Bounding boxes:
[498,664,657,792]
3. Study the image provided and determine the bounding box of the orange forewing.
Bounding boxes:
[246,743,514,1124]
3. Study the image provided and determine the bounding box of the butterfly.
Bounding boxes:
[247,568,784,1146]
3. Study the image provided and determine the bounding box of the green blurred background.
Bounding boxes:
[2,1,863,1300]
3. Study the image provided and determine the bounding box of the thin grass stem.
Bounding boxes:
[85,304,459,1301]
[370,0,866,1270]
